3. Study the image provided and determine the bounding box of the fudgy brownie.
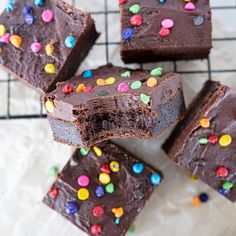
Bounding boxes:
[0,0,99,93]
[163,81,236,202]
[120,0,212,63]
[43,141,162,236]
[43,64,185,147]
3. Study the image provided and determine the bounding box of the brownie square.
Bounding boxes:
[43,141,162,236]
[0,0,99,93]
[163,81,236,202]
[120,0,212,63]
[43,64,185,147]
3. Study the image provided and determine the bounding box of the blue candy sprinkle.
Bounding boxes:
[25,14,34,25]
[64,36,76,48]
[122,28,134,41]
[65,202,78,215]
[150,173,161,185]
[199,193,209,203]
[159,0,166,3]
[6,1,15,13]
[114,218,120,225]
[83,70,93,79]
[95,186,105,198]
[218,188,230,196]
[22,6,33,15]
[34,0,44,6]
[132,163,144,174]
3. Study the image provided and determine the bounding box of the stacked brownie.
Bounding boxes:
[43,64,185,147]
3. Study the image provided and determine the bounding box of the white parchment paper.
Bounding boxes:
[0,1,236,236]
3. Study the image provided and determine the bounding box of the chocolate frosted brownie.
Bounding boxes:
[120,0,212,63]
[43,64,185,147]
[0,0,99,93]
[163,81,236,202]
[43,141,162,236]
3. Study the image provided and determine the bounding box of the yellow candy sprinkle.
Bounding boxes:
[106,77,116,85]
[92,146,102,157]
[45,64,55,74]
[112,208,124,218]
[96,78,106,86]
[219,134,232,147]
[109,161,120,173]
[199,118,210,128]
[45,43,54,56]
[0,24,6,37]
[183,0,191,2]
[45,99,54,113]
[76,84,86,92]
[189,175,198,181]
[10,35,22,48]
[147,77,158,87]
[77,188,89,201]
[99,173,110,185]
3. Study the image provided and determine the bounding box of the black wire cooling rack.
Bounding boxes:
[0,0,236,120]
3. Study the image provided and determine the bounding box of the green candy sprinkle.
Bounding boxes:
[223,181,233,190]
[128,225,135,233]
[150,67,164,77]
[140,93,150,105]
[49,166,59,177]
[129,4,141,14]
[198,137,208,145]
[121,71,131,78]
[105,183,115,193]
[80,148,90,156]
[131,80,142,89]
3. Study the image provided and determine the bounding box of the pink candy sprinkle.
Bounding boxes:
[0,33,11,43]
[117,82,129,93]
[30,42,42,53]
[78,175,90,187]
[161,19,174,29]
[184,2,195,11]
[42,9,54,23]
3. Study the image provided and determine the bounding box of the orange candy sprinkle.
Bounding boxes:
[199,118,210,128]
[147,77,158,87]
[76,84,86,92]
[192,196,201,207]
[10,35,22,48]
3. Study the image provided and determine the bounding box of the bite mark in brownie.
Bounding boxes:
[43,64,185,147]
[163,81,236,202]
[43,141,162,236]
[0,0,99,93]
[120,0,212,63]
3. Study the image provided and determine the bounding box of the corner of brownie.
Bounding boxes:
[120,0,212,63]
[0,0,99,93]
[163,80,236,202]
[43,141,162,236]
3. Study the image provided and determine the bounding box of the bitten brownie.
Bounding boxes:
[120,0,212,63]
[0,0,99,93]
[163,81,236,202]
[43,64,185,148]
[43,141,162,236]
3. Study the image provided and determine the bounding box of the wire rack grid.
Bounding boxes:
[0,0,236,120]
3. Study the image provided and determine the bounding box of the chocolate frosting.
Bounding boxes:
[45,64,183,122]
[43,141,162,236]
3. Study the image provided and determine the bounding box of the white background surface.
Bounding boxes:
[0,0,236,236]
